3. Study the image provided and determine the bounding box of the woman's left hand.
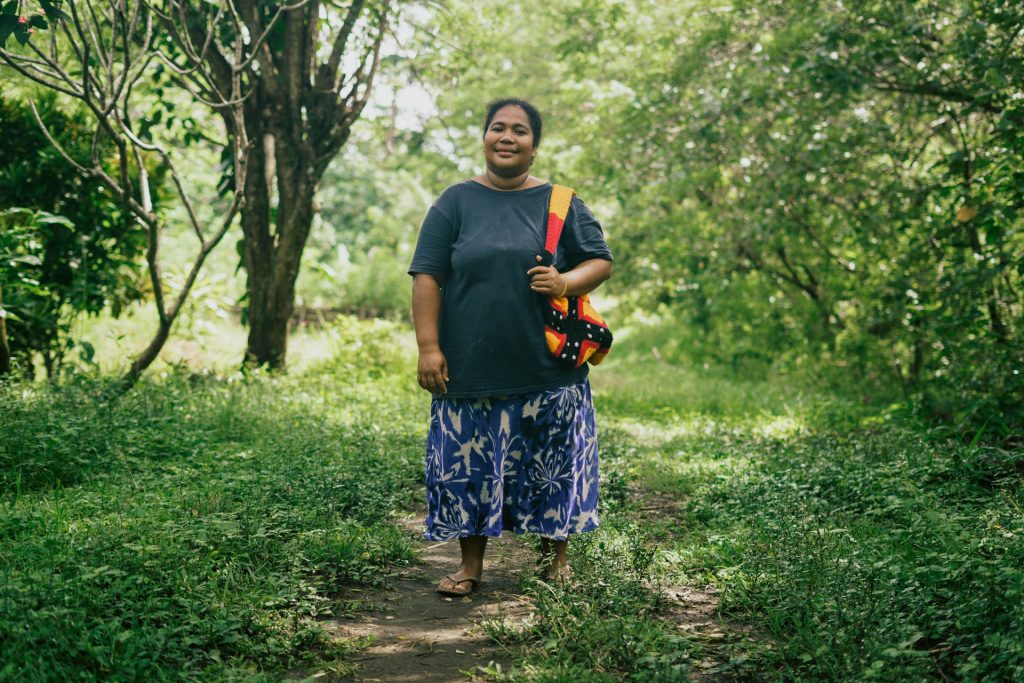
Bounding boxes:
[528,255,568,296]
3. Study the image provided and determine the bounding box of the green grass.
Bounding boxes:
[0,318,425,681]
[671,426,1024,681]
[474,357,1024,682]
[2,319,1022,681]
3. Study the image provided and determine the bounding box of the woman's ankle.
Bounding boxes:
[456,560,483,578]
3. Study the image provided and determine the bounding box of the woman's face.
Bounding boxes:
[483,105,536,177]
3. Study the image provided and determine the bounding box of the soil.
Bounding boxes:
[315,512,535,682]
[291,493,746,682]
[631,487,750,681]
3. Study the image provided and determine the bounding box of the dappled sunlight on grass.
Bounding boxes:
[603,413,805,450]
[589,352,1024,680]
[6,308,1022,681]
[0,329,427,679]
[755,415,803,438]
[598,387,807,501]
[591,357,819,426]
[75,303,406,375]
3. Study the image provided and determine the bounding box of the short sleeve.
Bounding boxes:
[557,196,613,271]
[408,190,456,278]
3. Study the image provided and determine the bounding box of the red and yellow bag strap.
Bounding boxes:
[543,184,575,257]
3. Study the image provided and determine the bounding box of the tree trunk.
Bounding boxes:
[193,0,387,370]
[236,96,319,370]
[240,116,318,370]
[239,115,278,367]
[0,283,11,376]
[242,192,315,369]
[121,319,172,390]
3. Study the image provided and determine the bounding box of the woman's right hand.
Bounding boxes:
[417,346,449,395]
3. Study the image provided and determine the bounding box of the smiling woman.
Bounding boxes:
[408,97,614,597]
[481,99,542,183]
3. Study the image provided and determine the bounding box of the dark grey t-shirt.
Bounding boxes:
[408,180,613,398]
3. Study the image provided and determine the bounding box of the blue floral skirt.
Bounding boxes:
[423,378,600,541]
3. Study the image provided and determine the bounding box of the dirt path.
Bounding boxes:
[631,489,751,681]
[320,512,535,682]
[293,494,744,682]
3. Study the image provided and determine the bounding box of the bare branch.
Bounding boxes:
[235,0,283,95]
[871,76,1004,115]
[320,0,366,92]
[123,123,208,244]
[353,12,387,111]
[166,190,244,321]
[0,53,81,96]
[234,0,311,72]
[27,100,91,176]
[79,0,112,80]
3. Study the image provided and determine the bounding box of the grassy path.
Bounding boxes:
[305,511,529,682]
[306,496,741,683]
[2,321,1022,681]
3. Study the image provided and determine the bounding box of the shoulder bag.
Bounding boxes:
[537,184,613,369]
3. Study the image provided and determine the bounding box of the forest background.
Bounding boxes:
[1,0,1022,681]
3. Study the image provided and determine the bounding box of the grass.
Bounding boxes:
[475,355,1024,682]
[0,317,424,681]
[2,317,1022,681]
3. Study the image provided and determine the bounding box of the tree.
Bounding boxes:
[552,0,1024,430]
[0,95,148,378]
[3,0,392,375]
[153,0,392,369]
[0,0,250,387]
[409,0,1022,431]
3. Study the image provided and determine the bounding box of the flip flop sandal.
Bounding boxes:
[436,574,480,597]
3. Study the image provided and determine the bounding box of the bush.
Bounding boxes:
[0,341,426,680]
[0,95,148,377]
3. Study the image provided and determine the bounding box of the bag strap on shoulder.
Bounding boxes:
[543,184,575,256]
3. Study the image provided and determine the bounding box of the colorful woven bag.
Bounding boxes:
[537,184,613,369]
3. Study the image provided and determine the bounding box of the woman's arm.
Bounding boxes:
[411,273,448,394]
[527,257,613,297]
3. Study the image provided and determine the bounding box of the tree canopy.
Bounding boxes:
[1,0,1021,432]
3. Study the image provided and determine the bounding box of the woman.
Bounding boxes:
[408,98,613,596]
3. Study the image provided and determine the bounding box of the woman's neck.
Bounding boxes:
[483,168,532,191]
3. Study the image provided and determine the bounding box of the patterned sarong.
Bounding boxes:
[423,378,600,541]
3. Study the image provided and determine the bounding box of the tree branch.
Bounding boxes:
[871,77,1004,115]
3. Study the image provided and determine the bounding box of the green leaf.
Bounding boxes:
[0,15,16,48]
[79,340,96,364]
[34,212,75,229]
[38,0,69,22]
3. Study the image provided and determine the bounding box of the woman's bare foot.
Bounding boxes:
[538,537,571,581]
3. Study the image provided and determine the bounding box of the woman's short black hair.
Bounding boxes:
[483,98,543,147]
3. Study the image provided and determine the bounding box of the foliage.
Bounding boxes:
[2,0,395,373]
[4,0,255,387]
[0,95,147,376]
[2,308,1023,681]
[406,0,1024,435]
[547,0,1024,434]
[585,358,1024,682]
[482,449,699,683]
[295,133,439,319]
[481,357,1024,681]
[0,319,424,680]
[686,429,1024,681]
